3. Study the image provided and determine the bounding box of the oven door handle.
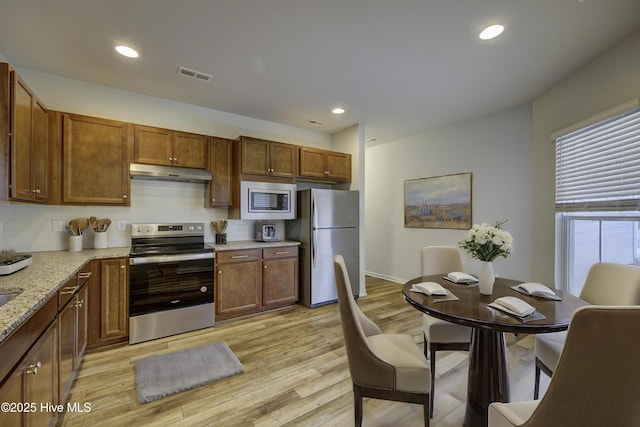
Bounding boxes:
[129,252,215,265]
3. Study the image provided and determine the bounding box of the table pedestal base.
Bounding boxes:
[464,329,510,427]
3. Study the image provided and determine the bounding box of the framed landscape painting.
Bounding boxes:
[404,172,472,229]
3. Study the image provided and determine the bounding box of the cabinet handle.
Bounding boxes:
[61,285,79,295]
[76,299,84,307]
[264,265,268,269]
[212,198,216,202]
[78,272,92,279]
[123,194,128,199]
[120,265,126,270]
[231,255,249,259]
[26,362,41,375]
[275,251,290,255]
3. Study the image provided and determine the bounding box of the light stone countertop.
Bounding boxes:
[208,240,300,251]
[0,248,130,343]
[0,240,300,344]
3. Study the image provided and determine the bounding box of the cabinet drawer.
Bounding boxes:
[263,246,298,259]
[216,249,261,264]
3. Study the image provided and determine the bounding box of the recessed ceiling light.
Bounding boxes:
[332,107,345,115]
[115,45,139,58]
[479,24,504,40]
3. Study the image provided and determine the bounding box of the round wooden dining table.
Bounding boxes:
[403,275,589,427]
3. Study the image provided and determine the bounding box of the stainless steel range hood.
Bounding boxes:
[130,163,212,183]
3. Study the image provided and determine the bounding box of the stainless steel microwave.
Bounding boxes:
[240,181,296,220]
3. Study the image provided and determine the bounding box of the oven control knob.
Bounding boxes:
[200,286,208,293]
[146,226,152,232]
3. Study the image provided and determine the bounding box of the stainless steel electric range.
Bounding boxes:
[129,223,215,344]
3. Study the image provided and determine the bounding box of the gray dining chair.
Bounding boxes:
[420,246,472,417]
[534,261,640,398]
[334,255,431,426]
[490,305,640,427]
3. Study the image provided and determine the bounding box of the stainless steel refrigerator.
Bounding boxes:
[286,189,359,307]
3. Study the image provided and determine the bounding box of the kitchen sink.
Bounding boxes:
[0,293,18,308]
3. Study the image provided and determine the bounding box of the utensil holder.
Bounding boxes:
[94,232,107,249]
[69,235,83,252]
[215,233,227,244]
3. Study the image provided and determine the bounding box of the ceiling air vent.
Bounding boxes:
[307,119,326,126]
[177,66,213,82]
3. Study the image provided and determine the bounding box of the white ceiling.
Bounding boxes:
[1,0,639,144]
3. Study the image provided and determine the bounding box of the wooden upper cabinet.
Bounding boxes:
[133,124,207,169]
[174,131,207,169]
[9,70,48,203]
[133,125,172,166]
[299,147,351,182]
[62,113,131,205]
[239,136,296,180]
[208,136,233,208]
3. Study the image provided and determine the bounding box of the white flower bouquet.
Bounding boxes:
[459,220,513,262]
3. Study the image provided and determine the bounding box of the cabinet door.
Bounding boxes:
[209,137,233,207]
[58,298,75,401]
[325,151,351,182]
[298,147,327,179]
[10,73,35,201]
[75,283,88,369]
[262,247,299,308]
[216,251,261,320]
[25,322,57,427]
[31,99,48,202]
[241,137,271,176]
[133,124,173,166]
[100,258,129,340]
[174,131,207,169]
[0,366,23,426]
[62,114,130,205]
[270,142,296,178]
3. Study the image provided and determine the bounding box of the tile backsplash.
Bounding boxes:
[0,180,260,252]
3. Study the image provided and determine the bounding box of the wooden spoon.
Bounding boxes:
[89,216,98,232]
[73,217,89,235]
[101,218,111,232]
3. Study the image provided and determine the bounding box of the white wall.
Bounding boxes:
[531,29,640,286]
[365,104,532,284]
[0,65,335,252]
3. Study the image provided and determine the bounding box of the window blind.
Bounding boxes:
[555,106,640,212]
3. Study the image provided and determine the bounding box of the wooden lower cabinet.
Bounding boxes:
[216,250,261,321]
[87,258,129,347]
[58,280,88,403]
[216,246,299,321]
[0,321,58,427]
[262,247,299,308]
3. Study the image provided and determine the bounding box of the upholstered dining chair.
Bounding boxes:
[490,305,640,427]
[334,255,431,427]
[533,261,640,398]
[421,246,472,416]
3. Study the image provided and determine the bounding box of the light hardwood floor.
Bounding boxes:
[58,276,549,427]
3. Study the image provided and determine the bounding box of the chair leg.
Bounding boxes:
[422,392,431,427]
[353,383,363,426]
[534,360,540,399]
[429,347,436,418]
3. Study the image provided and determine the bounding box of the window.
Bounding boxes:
[555,100,640,294]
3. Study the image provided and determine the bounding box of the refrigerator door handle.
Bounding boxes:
[312,228,317,268]
[311,190,318,230]
[311,190,317,268]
